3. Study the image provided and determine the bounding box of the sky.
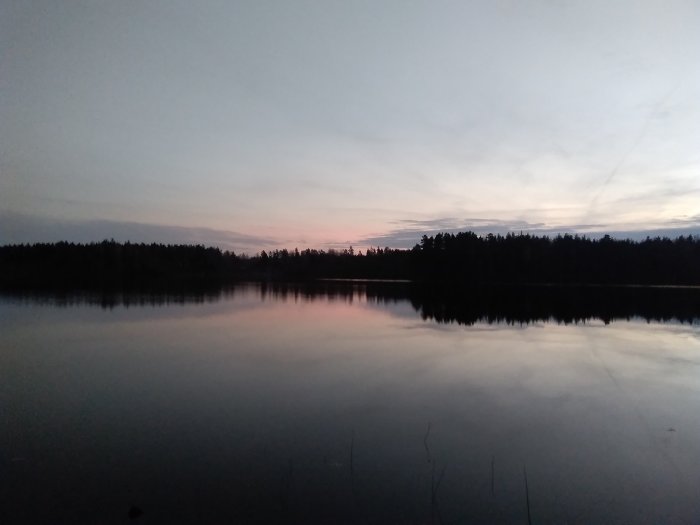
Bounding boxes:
[2,1,699,253]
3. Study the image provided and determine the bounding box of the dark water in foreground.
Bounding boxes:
[2,284,700,524]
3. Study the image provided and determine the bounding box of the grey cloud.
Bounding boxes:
[359,217,700,248]
[0,213,276,254]
[665,214,700,226]
[603,227,700,240]
[393,217,549,229]
[360,218,549,248]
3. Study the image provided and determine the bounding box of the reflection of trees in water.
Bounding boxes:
[2,287,230,309]
[5,282,700,325]
[409,284,700,325]
[1,282,410,310]
[258,281,410,307]
[258,282,700,325]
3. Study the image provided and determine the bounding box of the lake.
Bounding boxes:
[2,283,700,524]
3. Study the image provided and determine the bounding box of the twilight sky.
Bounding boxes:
[2,1,699,252]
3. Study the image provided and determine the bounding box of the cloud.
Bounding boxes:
[0,212,276,254]
[360,218,550,248]
[665,213,700,226]
[358,216,700,248]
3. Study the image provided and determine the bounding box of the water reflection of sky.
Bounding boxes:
[2,286,700,523]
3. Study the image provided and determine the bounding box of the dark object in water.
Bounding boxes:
[128,505,144,520]
[524,466,532,525]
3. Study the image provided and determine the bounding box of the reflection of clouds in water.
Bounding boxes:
[364,299,417,320]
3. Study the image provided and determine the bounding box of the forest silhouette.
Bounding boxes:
[1,232,700,291]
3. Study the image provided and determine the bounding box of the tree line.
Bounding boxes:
[411,232,700,285]
[1,232,700,290]
[0,240,236,291]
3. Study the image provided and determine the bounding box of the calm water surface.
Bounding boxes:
[2,284,700,524]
